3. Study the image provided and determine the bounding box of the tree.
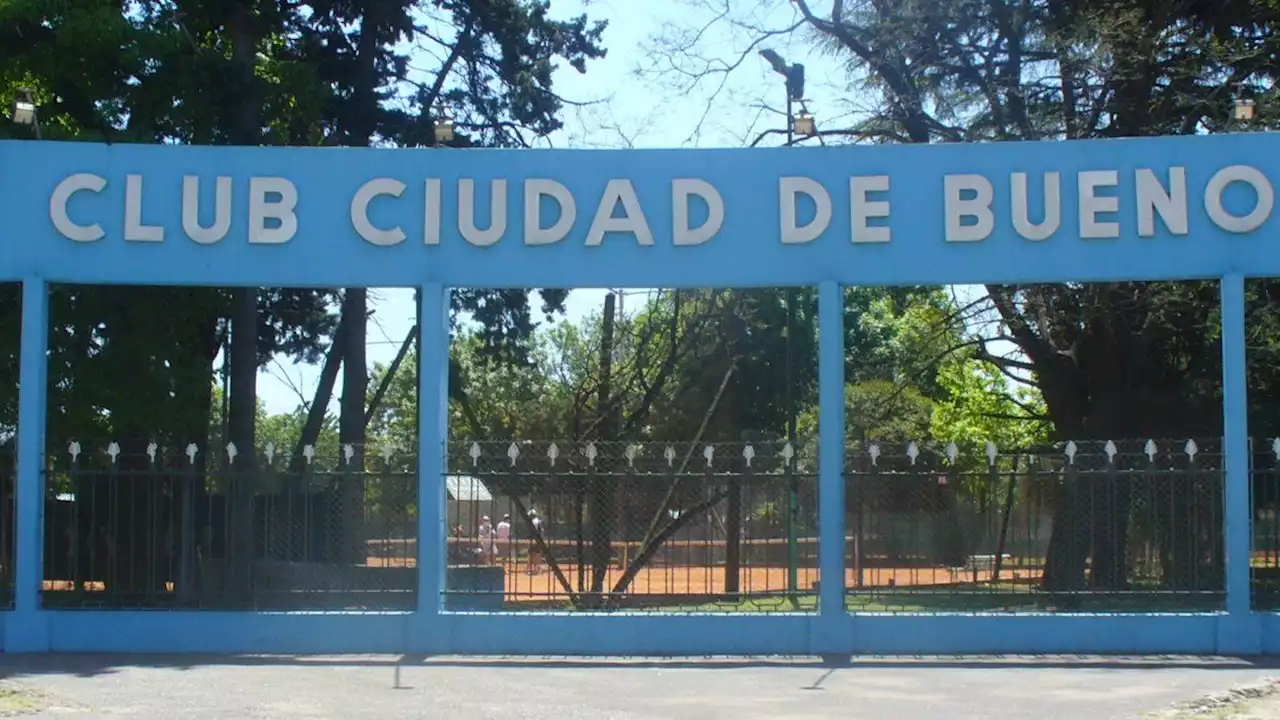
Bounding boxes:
[642,0,1280,594]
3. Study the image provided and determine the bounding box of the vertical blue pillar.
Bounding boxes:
[414,283,449,647]
[1219,272,1260,653]
[815,280,848,656]
[8,279,50,652]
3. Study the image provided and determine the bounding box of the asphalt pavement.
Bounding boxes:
[1,654,1277,719]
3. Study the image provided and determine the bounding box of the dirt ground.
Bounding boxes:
[494,561,1040,599]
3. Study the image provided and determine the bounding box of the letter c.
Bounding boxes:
[50,173,108,242]
[351,178,407,246]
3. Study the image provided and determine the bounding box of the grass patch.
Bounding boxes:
[0,685,46,716]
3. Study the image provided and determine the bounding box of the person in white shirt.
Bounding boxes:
[526,509,544,575]
[478,515,494,564]
[495,514,512,563]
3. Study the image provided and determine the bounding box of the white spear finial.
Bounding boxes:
[106,442,120,464]
[226,442,238,463]
[1065,441,1078,466]
[343,444,355,465]
[868,443,881,467]
[68,441,81,463]
[469,442,481,467]
[946,441,959,465]
[1184,438,1198,461]
[906,441,919,465]
[703,445,715,467]
[146,442,158,464]
[185,443,199,465]
[1144,439,1158,462]
[302,444,316,465]
[985,441,998,466]
[547,442,559,466]
[265,442,276,465]
[585,443,598,466]
[625,445,639,467]
[1104,440,1118,463]
[743,444,756,467]
[664,446,676,467]
[507,441,520,466]
[781,443,795,465]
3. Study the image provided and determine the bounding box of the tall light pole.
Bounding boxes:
[760,49,816,601]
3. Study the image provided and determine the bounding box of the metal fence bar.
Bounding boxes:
[42,442,418,611]
[441,440,819,613]
[845,439,1225,614]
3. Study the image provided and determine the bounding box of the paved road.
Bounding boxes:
[1,654,1277,719]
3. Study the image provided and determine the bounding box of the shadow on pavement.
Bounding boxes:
[1,653,1278,679]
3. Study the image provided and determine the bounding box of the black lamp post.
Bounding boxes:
[760,49,814,599]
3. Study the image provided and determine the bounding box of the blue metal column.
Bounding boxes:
[1219,272,1260,653]
[7,279,50,652]
[815,280,848,656]
[413,283,450,649]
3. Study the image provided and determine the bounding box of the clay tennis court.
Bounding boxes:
[490,561,1044,600]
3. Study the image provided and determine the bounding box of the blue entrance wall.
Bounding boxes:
[1,133,1278,654]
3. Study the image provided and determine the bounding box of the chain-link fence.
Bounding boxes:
[42,441,416,610]
[847,439,1225,612]
[0,444,12,609]
[447,440,819,613]
[1251,438,1280,609]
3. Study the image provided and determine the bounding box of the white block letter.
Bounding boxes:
[524,179,576,246]
[248,177,298,244]
[673,179,724,246]
[351,178,407,246]
[779,177,831,244]
[182,176,233,245]
[850,175,891,243]
[1136,168,1188,237]
[125,174,164,243]
[460,179,508,247]
[586,179,654,246]
[1078,170,1120,239]
[1205,165,1274,234]
[50,173,107,242]
[944,174,994,242]
[1010,172,1061,242]
[425,179,441,245]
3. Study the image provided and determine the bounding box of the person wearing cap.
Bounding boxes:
[478,515,494,564]
[526,509,544,575]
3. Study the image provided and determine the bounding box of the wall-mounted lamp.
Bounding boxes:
[1234,97,1256,122]
[12,88,37,127]
[433,107,455,144]
[793,111,816,138]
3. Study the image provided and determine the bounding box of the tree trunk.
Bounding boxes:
[225,0,262,603]
[588,292,617,603]
[338,289,368,565]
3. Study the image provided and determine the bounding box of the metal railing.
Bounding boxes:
[847,439,1225,613]
[0,446,12,609]
[42,442,416,610]
[446,440,819,613]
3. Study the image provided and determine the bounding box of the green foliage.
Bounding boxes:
[931,360,1051,448]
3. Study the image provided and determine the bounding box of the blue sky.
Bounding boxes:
[250,0,1005,415]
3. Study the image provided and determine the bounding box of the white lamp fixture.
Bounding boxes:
[12,89,36,126]
[433,107,455,144]
[1234,97,1256,122]
[793,111,816,138]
